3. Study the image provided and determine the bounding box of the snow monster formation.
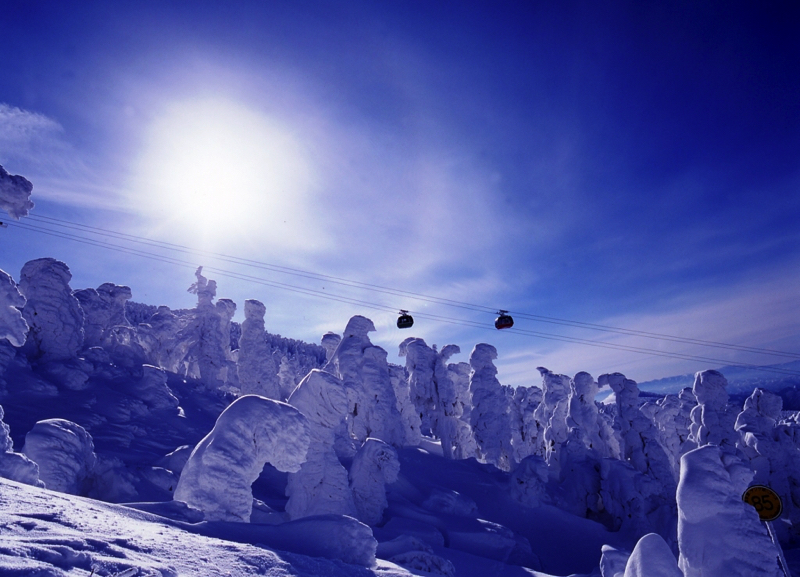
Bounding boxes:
[677,444,782,577]
[0,268,28,348]
[285,369,357,520]
[0,164,34,219]
[22,419,96,494]
[174,395,311,522]
[324,315,405,447]
[18,258,85,362]
[237,299,280,399]
[469,344,513,471]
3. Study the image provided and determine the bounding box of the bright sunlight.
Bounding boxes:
[130,97,321,252]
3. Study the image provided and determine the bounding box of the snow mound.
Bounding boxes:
[22,419,96,494]
[623,533,681,577]
[174,395,311,522]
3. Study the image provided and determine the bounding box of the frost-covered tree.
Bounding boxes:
[565,372,609,457]
[688,370,739,455]
[0,164,34,219]
[601,372,675,488]
[0,268,28,348]
[22,419,96,494]
[321,332,341,362]
[174,395,310,522]
[509,385,542,462]
[237,299,280,399]
[285,369,357,519]
[324,316,405,447]
[0,404,42,487]
[349,437,400,526]
[73,283,132,349]
[399,338,466,458]
[19,258,84,362]
[277,354,299,400]
[641,388,696,478]
[388,362,422,447]
[533,367,571,470]
[469,344,513,471]
[183,267,237,390]
[735,388,800,536]
[677,444,782,577]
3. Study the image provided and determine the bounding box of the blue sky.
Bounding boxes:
[1,0,798,386]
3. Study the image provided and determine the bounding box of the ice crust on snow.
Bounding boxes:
[22,418,96,494]
[174,394,311,522]
[0,164,34,219]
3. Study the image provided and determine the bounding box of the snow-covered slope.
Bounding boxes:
[1,258,799,577]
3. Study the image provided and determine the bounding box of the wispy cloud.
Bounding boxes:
[496,260,800,387]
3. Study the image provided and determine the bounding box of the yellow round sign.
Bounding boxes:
[743,485,783,522]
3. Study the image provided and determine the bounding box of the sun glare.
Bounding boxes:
[132,98,320,252]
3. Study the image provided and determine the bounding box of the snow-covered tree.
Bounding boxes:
[600,372,674,488]
[533,367,571,470]
[677,444,782,577]
[174,395,310,522]
[509,385,542,462]
[641,388,696,478]
[73,283,132,349]
[183,267,237,390]
[0,164,34,219]
[388,362,422,447]
[324,316,405,447]
[399,338,466,458]
[688,370,739,455]
[349,437,400,526]
[285,369,357,519]
[19,258,84,362]
[237,299,280,399]
[0,268,28,348]
[469,344,513,471]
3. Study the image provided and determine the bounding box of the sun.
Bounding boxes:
[131,97,320,252]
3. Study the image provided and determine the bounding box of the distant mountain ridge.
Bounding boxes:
[639,360,800,409]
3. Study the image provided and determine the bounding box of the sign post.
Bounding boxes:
[743,485,790,577]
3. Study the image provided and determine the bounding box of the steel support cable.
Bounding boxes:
[19,212,800,360]
[7,216,800,376]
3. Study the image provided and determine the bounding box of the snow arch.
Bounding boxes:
[174,395,310,522]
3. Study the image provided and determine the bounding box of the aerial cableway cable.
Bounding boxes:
[4,214,800,378]
[17,212,800,361]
